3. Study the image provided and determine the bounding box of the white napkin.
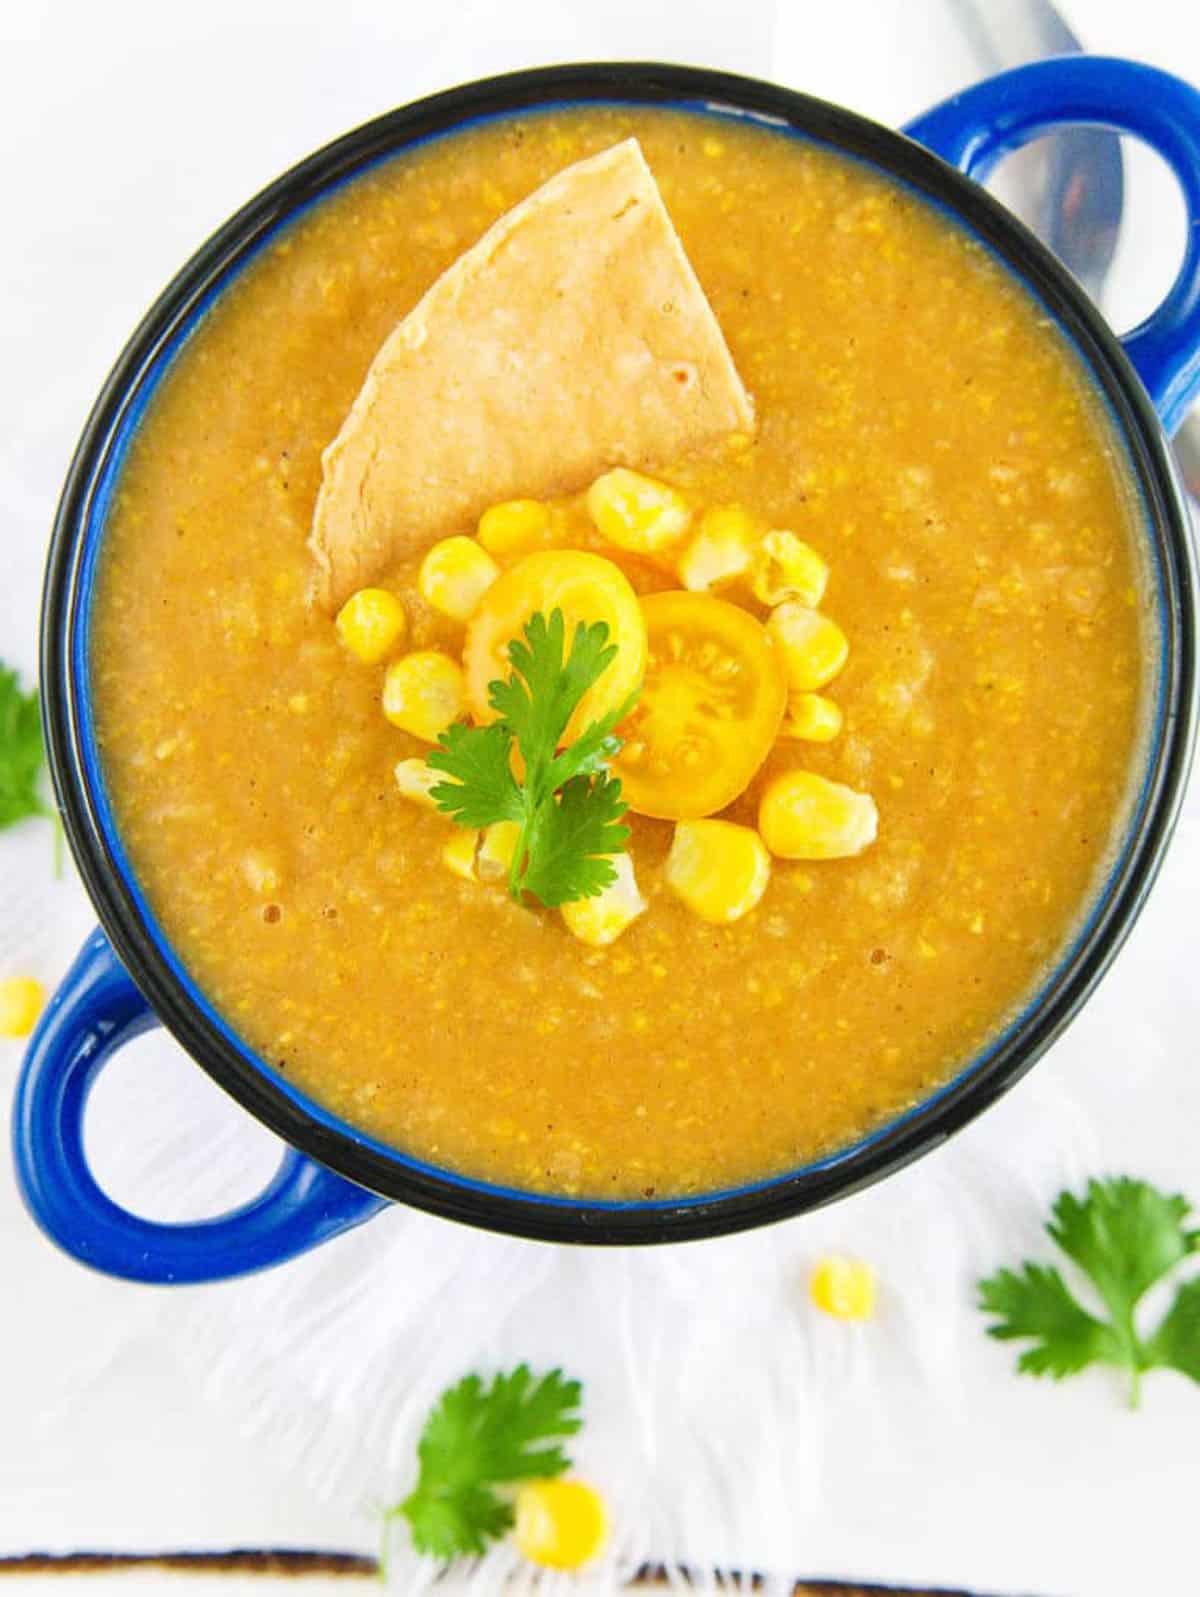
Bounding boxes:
[3,3,1199,1593]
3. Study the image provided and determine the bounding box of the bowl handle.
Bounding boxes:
[905,56,1200,437]
[12,929,389,1284]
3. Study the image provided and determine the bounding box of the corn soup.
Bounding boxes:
[90,107,1150,1198]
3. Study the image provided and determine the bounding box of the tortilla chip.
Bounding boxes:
[309,137,754,610]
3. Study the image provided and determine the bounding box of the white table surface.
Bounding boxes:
[2,3,1199,1593]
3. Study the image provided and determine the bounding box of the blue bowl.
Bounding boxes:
[14,58,1200,1282]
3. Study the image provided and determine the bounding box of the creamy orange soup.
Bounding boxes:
[90,107,1151,1197]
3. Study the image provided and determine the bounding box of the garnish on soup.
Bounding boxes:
[341,467,870,935]
[612,589,787,821]
[979,1177,1200,1407]
[428,607,636,910]
[463,550,646,742]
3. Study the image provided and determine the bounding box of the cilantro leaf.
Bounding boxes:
[400,1481,513,1561]
[547,691,639,791]
[488,610,617,789]
[978,1262,1126,1378]
[1048,1177,1195,1325]
[1146,1277,1200,1383]
[0,664,51,831]
[429,610,636,908]
[979,1176,1200,1406]
[427,722,523,829]
[388,1365,582,1562]
[519,774,630,908]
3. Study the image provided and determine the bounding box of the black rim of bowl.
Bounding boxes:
[40,63,1199,1245]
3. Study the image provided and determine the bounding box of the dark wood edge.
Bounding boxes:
[0,1552,990,1594]
[0,1553,374,1579]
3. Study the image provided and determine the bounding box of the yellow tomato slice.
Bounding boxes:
[463,550,647,741]
[614,591,787,820]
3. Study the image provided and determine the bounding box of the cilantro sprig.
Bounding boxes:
[0,664,52,830]
[385,1365,582,1564]
[428,610,635,908]
[980,1176,1200,1407]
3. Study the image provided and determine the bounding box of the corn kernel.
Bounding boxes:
[586,468,692,555]
[810,1255,877,1320]
[441,827,479,881]
[417,536,499,622]
[0,976,45,1039]
[666,819,771,924]
[477,819,521,882]
[477,498,557,556]
[335,587,407,664]
[767,604,849,691]
[382,652,465,742]
[561,854,646,946]
[676,504,756,591]
[393,758,441,809]
[758,770,878,860]
[515,1479,607,1571]
[781,692,843,742]
[750,531,829,607]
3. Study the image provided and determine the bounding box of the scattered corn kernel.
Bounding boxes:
[767,603,849,691]
[393,758,441,809]
[335,587,407,664]
[417,536,499,622]
[441,827,479,881]
[781,692,843,742]
[758,770,878,860]
[477,498,556,556]
[515,1479,607,1572]
[666,819,771,924]
[561,854,646,946]
[751,531,829,607]
[676,504,756,591]
[382,652,465,742]
[477,819,521,882]
[586,468,692,555]
[0,976,46,1040]
[811,1255,877,1319]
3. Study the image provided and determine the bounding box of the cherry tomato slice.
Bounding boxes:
[464,550,647,741]
[614,591,787,820]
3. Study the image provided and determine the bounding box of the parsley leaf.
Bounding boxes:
[979,1177,1200,1406]
[0,664,51,831]
[427,610,636,908]
[386,1365,582,1562]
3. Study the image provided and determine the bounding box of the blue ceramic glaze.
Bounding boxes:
[15,56,1200,1282]
[14,932,388,1283]
[904,57,1200,436]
